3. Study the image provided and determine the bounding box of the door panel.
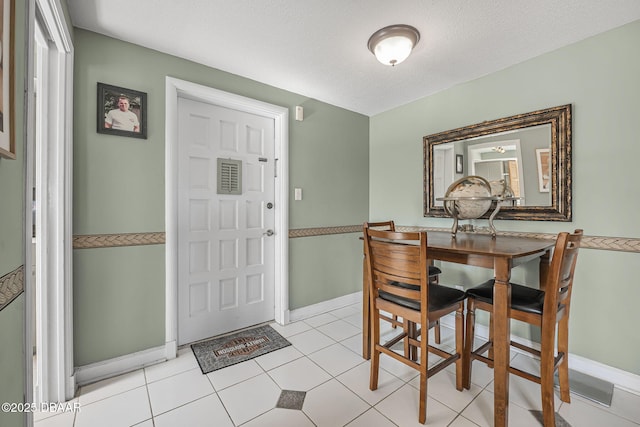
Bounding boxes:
[178,97,275,345]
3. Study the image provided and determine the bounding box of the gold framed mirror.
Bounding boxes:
[423,104,572,221]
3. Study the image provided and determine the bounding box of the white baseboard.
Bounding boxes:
[165,340,178,360]
[289,291,362,322]
[279,309,291,326]
[439,314,640,396]
[74,342,174,387]
[67,374,76,401]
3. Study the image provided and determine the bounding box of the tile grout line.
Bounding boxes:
[142,368,155,427]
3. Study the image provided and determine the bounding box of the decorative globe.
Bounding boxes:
[444,176,492,219]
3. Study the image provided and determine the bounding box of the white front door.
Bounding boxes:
[177,97,276,345]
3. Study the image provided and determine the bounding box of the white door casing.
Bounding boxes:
[165,77,289,355]
[25,0,75,412]
[177,98,275,344]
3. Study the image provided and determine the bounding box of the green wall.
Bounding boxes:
[370,20,640,374]
[289,234,364,309]
[0,0,27,425]
[73,246,166,363]
[73,29,369,365]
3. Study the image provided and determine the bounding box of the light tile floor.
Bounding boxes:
[34,303,640,426]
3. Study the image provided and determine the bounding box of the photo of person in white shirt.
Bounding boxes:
[104,96,140,132]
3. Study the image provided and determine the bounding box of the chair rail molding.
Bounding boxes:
[70,228,640,253]
[0,265,24,312]
[73,232,165,249]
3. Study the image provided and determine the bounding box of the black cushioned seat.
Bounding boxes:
[380,282,466,312]
[429,265,442,277]
[466,279,545,314]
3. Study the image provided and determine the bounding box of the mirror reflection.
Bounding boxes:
[434,124,551,208]
[424,104,572,221]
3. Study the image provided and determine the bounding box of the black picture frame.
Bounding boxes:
[97,82,147,139]
[455,154,464,174]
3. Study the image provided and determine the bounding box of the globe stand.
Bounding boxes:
[436,196,519,239]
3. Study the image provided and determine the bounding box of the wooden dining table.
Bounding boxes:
[361,230,555,427]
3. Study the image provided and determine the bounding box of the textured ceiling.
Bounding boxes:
[67,0,640,116]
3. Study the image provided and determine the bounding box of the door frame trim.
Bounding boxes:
[25,0,75,410]
[164,77,289,356]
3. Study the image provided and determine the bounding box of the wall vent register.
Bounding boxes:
[217,158,242,195]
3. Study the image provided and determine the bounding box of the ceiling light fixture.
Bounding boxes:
[367,24,420,66]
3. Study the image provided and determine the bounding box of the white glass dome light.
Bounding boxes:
[368,25,420,66]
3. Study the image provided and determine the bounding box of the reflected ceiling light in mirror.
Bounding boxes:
[492,146,506,153]
[368,24,420,66]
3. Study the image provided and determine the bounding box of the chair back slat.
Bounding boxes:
[366,220,396,231]
[369,240,422,282]
[544,229,583,313]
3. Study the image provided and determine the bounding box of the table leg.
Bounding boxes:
[362,253,371,360]
[493,257,512,427]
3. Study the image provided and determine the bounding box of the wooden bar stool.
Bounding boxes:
[463,229,583,427]
[364,224,466,424]
[365,221,443,341]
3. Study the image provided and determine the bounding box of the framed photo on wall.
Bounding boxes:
[0,0,15,159]
[97,82,147,139]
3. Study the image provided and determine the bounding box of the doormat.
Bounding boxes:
[191,324,291,374]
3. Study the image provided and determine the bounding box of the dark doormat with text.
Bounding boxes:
[191,324,291,374]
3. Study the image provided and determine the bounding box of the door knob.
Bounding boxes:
[264,229,274,236]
